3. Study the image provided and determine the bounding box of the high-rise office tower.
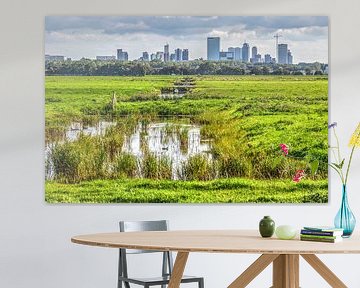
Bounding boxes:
[170,53,176,61]
[264,54,272,64]
[150,53,156,61]
[278,44,288,64]
[235,47,242,61]
[182,49,189,61]
[164,44,170,62]
[242,43,250,63]
[175,48,182,61]
[156,51,164,61]
[287,50,293,65]
[207,37,220,61]
[228,47,241,61]
[117,49,128,61]
[252,46,258,59]
[142,52,149,61]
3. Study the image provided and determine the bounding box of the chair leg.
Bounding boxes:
[198,278,204,288]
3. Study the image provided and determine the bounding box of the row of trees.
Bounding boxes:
[45,59,327,76]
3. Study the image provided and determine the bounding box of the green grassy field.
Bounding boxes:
[45,75,328,203]
[46,178,328,203]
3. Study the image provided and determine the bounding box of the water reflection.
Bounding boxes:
[46,120,211,180]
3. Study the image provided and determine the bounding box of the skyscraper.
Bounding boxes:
[156,51,164,61]
[182,49,189,61]
[264,54,272,64]
[142,52,149,61]
[242,43,250,63]
[228,47,241,61]
[278,44,288,64]
[117,49,128,61]
[175,48,182,62]
[287,50,293,65]
[207,37,220,61]
[252,46,258,59]
[164,44,170,62]
[235,47,242,61]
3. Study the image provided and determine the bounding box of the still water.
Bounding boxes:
[46,120,212,179]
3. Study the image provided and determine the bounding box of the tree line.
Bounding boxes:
[45,59,327,76]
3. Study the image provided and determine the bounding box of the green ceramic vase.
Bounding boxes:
[259,216,275,238]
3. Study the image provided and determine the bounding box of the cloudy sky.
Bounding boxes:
[45,16,328,63]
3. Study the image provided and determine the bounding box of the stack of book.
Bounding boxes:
[300,226,344,243]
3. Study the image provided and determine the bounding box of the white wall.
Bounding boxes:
[1,0,360,287]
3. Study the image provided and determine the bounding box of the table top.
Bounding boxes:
[71,230,360,254]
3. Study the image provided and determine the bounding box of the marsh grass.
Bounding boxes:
[179,155,217,181]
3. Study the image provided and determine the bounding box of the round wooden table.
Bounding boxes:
[72,230,360,288]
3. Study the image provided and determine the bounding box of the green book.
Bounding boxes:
[300,234,340,240]
[300,236,342,243]
[303,226,344,233]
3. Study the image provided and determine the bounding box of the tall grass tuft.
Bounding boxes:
[115,153,138,178]
[142,152,172,180]
[179,155,216,181]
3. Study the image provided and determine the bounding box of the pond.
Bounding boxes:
[45,119,212,180]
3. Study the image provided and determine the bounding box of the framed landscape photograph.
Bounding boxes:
[45,16,329,203]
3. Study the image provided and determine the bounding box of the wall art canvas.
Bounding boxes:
[45,16,328,203]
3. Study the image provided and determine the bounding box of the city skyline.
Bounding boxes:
[45,16,328,64]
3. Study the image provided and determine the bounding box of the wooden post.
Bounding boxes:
[272,254,299,288]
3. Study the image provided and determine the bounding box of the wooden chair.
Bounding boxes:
[118,220,204,288]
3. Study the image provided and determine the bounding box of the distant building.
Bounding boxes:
[175,48,182,61]
[156,51,164,61]
[255,54,262,63]
[170,53,176,61]
[182,49,189,61]
[117,49,128,61]
[287,50,293,65]
[45,55,65,62]
[150,53,156,61]
[228,47,242,61]
[96,56,116,61]
[164,44,170,62]
[219,51,234,61]
[242,43,250,63]
[277,44,288,64]
[207,37,220,61]
[251,46,258,60]
[142,52,149,61]
[264,54,272,64]
[235,47,242,61]
[324,64,329,74]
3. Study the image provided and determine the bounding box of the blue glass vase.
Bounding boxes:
[334,185,356,237]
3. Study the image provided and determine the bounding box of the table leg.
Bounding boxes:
[168,252,189,288]
[228,254,279,288]
[272,254,299,288]
[301,254,347,288]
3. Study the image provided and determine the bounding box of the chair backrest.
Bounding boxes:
[119,220,169,254]
[118,220,173,283]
